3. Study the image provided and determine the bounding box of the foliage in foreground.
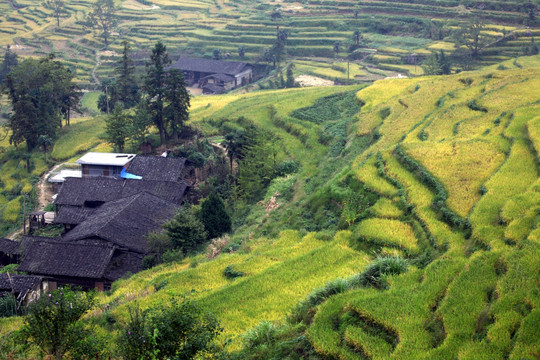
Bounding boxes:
[20,287,98,360]
[118,299,222,360]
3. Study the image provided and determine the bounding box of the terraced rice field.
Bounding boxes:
[0,0,533,89]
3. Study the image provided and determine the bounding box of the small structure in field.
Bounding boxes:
[77,152,136,178]
[171,58,253,92]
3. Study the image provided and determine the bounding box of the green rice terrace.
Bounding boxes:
[0,0,538,87]
[1,53,538,358]
[0,0,540,358]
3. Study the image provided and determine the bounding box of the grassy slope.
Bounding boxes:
[106,55,538,357]
[1,55,539,358]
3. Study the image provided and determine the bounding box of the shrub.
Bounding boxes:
[117,299,222,360]
[200,192,232,240]
[275,160,299,177]
[379,106,391,120]
[357,256,408,288]
[0,294,18,318]
[20,287,97,359]
[224,265,245,279]
[165,206,208,254]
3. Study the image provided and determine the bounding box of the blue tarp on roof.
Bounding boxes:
[120,168,142,180]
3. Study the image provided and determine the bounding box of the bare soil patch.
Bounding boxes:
[295,75,334,87]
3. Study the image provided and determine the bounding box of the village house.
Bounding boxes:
[2,152,194,291]
[171,58,253,94]
[17,237,139,291]
[77,152,136,178]
[0,273,42,306]
[0,238,21,267]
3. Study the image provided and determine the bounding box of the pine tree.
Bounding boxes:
[200,192,232,239]
[144,41,170,145]
[163,69,190,140]
[0,45,18,84]
[114,41,139,109]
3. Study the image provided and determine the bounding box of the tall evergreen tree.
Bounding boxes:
[200,192,232,239]
[0,45,18,85]
[144,41,170,145]
[114,41,139,109]
[163,69,190,140]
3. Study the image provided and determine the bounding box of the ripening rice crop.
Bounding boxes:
[355,218,418,253]
[404,141,505,217]
[353,156,398,197]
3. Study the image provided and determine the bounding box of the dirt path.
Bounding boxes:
[91,51,102,86]
[38,163,63,209]
[7,163,63,240]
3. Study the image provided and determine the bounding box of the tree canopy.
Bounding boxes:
[85,0,117,47]
[3,55,80,151]
[144,41,190,145]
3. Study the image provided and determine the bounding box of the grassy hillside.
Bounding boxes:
[1,51,539,358]
[109,55,538,359]
[0,0,537,88]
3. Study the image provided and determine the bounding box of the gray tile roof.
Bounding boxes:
[62,192,179,254]
[126,156,186,182]
[0,274,42,294]
[0,238,20,255]
[55,177,188,206]
[171,58,252,76]
[18,237,115,279]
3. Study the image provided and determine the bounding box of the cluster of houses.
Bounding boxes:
[0,152,192,306]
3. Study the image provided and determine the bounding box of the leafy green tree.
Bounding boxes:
[0,45,18,85]
[238,46,245,59]
[164,69,190,140]
[113,40,139,109]
[453,17,487,58]
[130,99,153,147]
[333,41,341,57]
[43,0,66,27]
[422,50,451,75]
[20,287,96,360]
[85,0,117,47]
[200,192,232,239]
[286,62,296,88]
[164,206,207,254]
[104,105,131,152]
[213,48,222,60]
[118,299,222,360]
[224,128,247,171]
[353,30,363,47]
[144,41,170,145]
[38,134,54,162]
[3,55,79,151]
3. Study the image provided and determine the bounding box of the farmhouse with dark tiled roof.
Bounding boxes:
[0,273,42,305]
[17,237,138,291]
[16,152,194,291]
[125,155,186,182]
[62,192,179,254]
[0,238,21,266]
[171,58,253,92]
